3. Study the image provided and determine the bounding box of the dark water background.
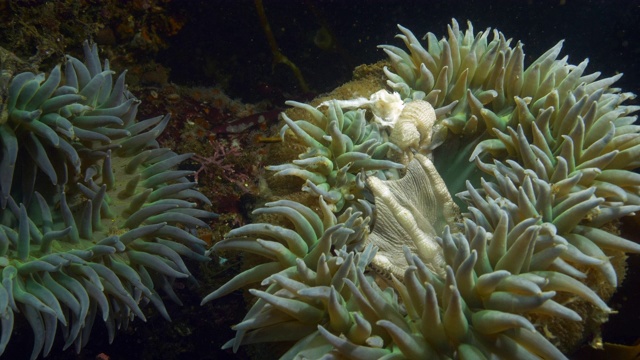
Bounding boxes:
[161,0,640,102]
[2,0,640,359]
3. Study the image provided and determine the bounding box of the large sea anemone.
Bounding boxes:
[205,19,639,359]
[0,42,214,358]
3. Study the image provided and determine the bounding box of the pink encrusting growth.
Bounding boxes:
[192,139,251,189]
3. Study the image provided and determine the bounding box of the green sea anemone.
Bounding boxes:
[205,19,639,359]
[0,42,214,359]
[267,99,404,212]
[202,196,370,303]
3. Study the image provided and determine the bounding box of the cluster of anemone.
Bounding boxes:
[0,42,214,359]
[205,19,639,359]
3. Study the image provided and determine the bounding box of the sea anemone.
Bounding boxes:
[267,99,404,212]
[201,195,370,301]
[205,19,639,359]
[0,42,215,359]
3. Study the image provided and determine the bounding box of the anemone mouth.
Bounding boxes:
[366,153,460,280]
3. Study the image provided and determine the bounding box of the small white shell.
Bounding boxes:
[316,90,404,128]
[369,90,404,127]
[389,100,436,151]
